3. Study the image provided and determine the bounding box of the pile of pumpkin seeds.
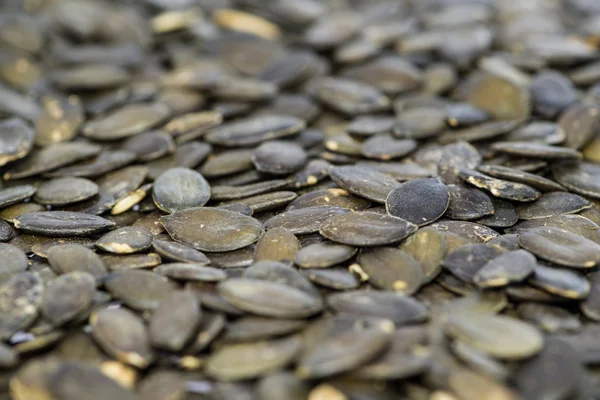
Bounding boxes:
[2,0,600,398]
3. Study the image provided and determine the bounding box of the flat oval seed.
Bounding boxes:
[529,263,590,300]
[517,302,581,333]
[399,227,446,283]
[96,227,153,254]
[329,165,401,203]
[90,307,154,369]
[120,131,174,162]
[252,141,307,175]
[507,215,600,245]
[445,184,494,220]
[445,313,543,360]
[312,77,390,115]
[386,178,450,226]
[205,115,305,147]
[295,242,357,269]
[0,185,36,208]
[149,290,201,352]
[47,244,107,281]
[473,250,537,288]
[518,227,600,268]
[320,211,418,246]
[468,74,531,121]
[581,272,600,321]
[83,102,171,140]
[0,272,43,339]
[221,191,297,213]
[296,327,390,379]
[305,267,359,290]
[286,188,370,211]
[459,168,541,202]
[34,178,99,206]
[559,103,600,149]
[244,261,318,297]
[41,272,96,326]
[254,228,300,262]
[35,95,84,146]
[223,316,306,343]
[48,361,137,400]
[152,167,211,213]
[14,212,116,236]
[152,240,210,264]
[515,337,583,400]
[161,207,264,252]
[103,270,175,311]
[4,141,101,180]
[0,118,34,167]
[516,192,591,220]
[327,291,428,325]
[206,335,301,381]
[491,142,582,161]
[0,243,28,282]
[154,263,226,282]
[442,243,506,282]
[358,247,424,294]
[477,164,565,192]
[264,206,350,235]
[361,134,417,160]
[552,162,600,199]
[218,278,323,318]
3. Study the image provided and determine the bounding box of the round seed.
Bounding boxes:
[386,178,450,226]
